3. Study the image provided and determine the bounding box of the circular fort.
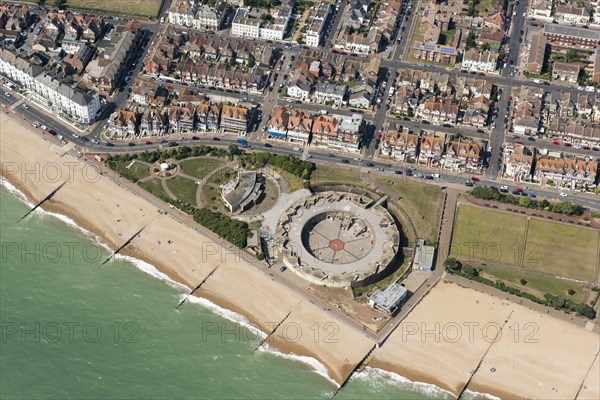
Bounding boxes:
[276,191,400,288]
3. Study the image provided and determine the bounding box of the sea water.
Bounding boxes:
[0,183,462,399]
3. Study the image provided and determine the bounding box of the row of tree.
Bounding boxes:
[470,186,584,216]
[239,152,315,180]
[444,258,596,319]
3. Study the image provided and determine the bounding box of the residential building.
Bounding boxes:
[535,155,598,189]
[196,101,221,132]
[461,49,498,73]
[168,102,196,133]
[379,130,419,162]
[593,48,600,83]
[168,0,197,27]
[287,80,312,101]
[312,83,347,106]
[552,61,580,83]
[0,49,101,124]
[231,8,261,38]
[287,109,313,144]
[418,134,445,166]
[140,107,169,136]
[527,32,546,75]
[328,113,364,153]
[267,106,290,141]
[442,139,483,173]
[543,24,600,49]
[311,114,339,147]
[555,5,591,25]
[192,3,226,30]
[220,104,249,135]
[503,144,534,181]
[416,97,459,124]
[109,108,138,137]
[413,43,458,64]
[84,28,141,96]
[305,1,331,47]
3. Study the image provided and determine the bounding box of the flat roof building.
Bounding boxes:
[412,239,435,271]
[368,283,408,315]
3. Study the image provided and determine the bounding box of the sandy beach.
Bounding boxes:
[371,281,600,398]
[2,112,599,398]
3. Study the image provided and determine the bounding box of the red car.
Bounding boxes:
[166,85,174,90]
[471,176,480,182]
[552,140,560,145]
[516,188,523,193]
[145,140,152,145]
[508,96,513,101]
[515,141,523,145]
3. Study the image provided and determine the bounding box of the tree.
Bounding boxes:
[567,289,576,296]
[462,265,479,277]
[228,144,240,157]
[471,186,501,200]
[465,31,477,50]
[247,54,255,68]
[444,257,462,272]
[520,278,528,285]
[53,0,66,8]
[480,42,491,52]
[519,196,532,208]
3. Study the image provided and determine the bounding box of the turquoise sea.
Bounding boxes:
[0,182,457,399]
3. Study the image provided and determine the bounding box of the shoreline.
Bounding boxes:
[2,112,598,399]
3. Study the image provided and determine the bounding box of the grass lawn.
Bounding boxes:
[478,265,587,304]
[112,160,151,182]
[451,204,528,267]
[24,0,166,18]
[138,178,169,201]
[179,158,224,180]
[207,167,235,185]
[474,0,493,14]
[523,219,599,282]
[372,176,445,242]
[310,165,364,186]
[200,167,235,213]
[166,176,198,206]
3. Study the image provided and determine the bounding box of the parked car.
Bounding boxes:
[279,266,287,272]
[365,162,374,167]
[559,192,568,197]
[264,143,272,148]
[464,181,474,187]
[341,159,349,163]
[91,139,100,145]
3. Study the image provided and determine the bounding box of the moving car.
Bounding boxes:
[279,266,287,272]
[559,192,568,197]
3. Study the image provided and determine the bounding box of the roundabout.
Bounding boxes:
[276,191,401,288]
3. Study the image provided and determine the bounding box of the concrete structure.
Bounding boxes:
[368,283,408,315]
[276,192,400,288]
[412,239,435,271]
[221,171,263,212]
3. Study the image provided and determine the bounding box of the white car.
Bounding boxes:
[559,192,568,197]
[500,185,509,191]
[72,133,80,139]
[353,157,362,162]
[286,98,293,103]
[332,105,339,109]
[22,104,29,109]
[91,139,100,145]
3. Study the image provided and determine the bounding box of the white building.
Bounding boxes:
[0,49,100,123]
[461,49,498,73]
[231,8,261,38]
[287,81,311,101]
[232,3,292,40]
[192,3,226,30]
[312,83,346,106]
[305,1,331,47]
[168,0,197,27]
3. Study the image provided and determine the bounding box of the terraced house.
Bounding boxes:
[535,155,598,189]
[380,130,419,162]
